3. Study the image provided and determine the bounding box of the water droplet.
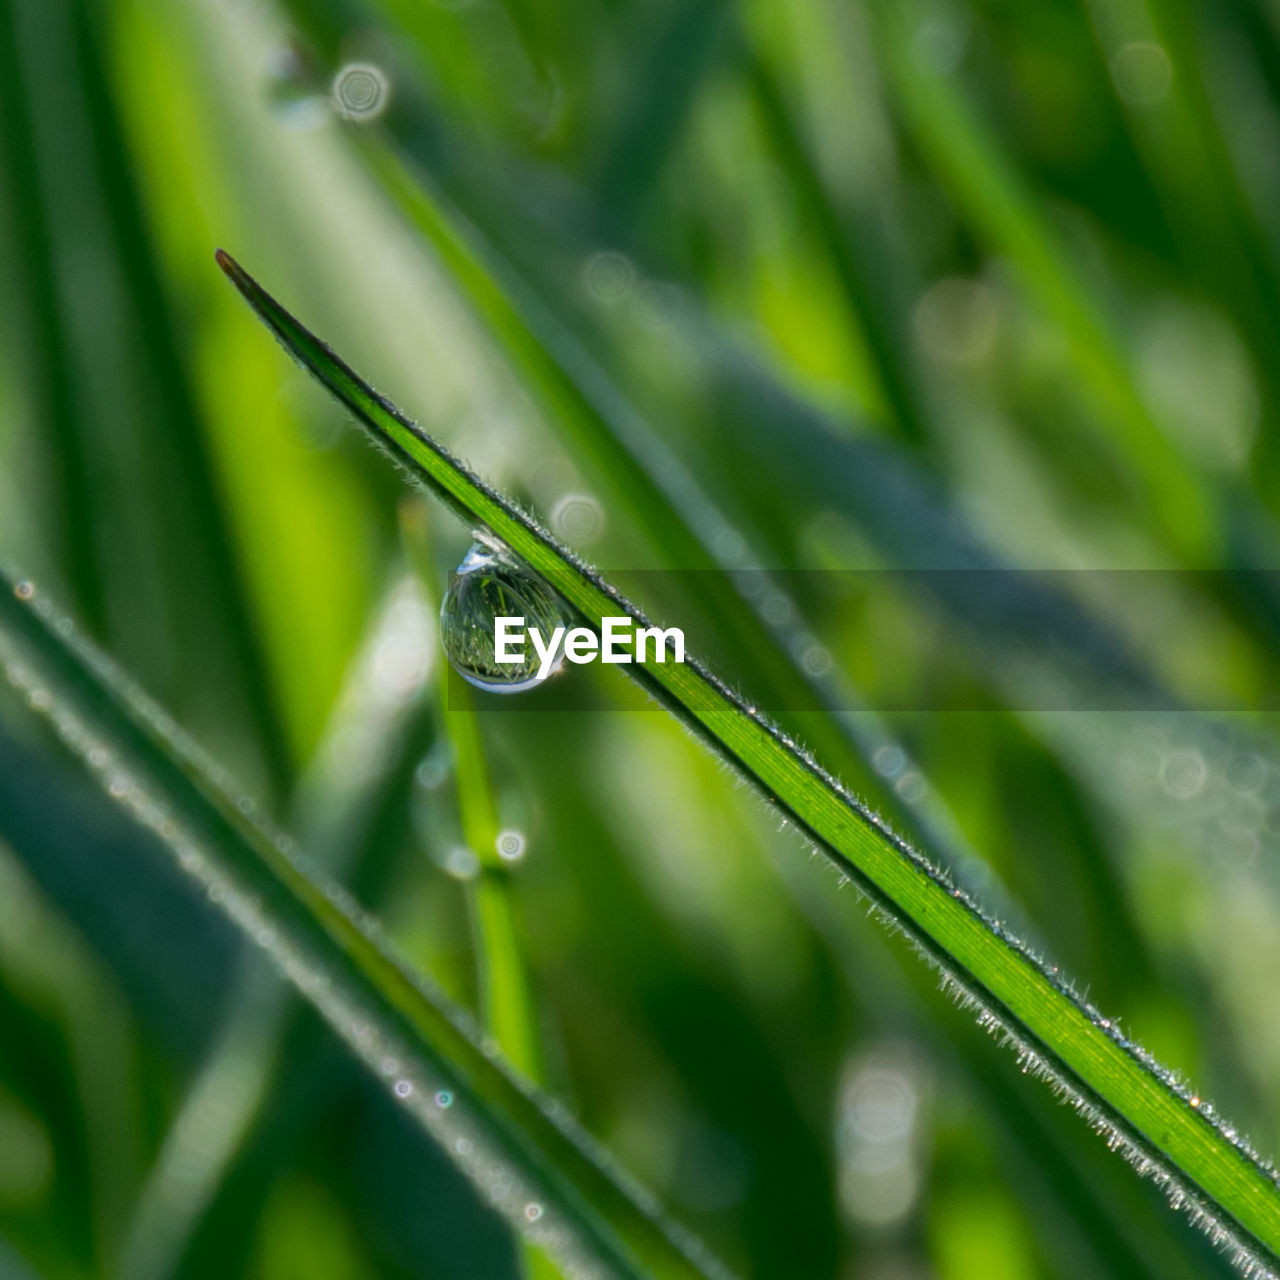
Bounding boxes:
[415,745,451,790]
[895,771,926,803]
[1111,40,1172,106]
[550,492,605,545]
[435,1090,453,1109]
[495,829,527,863]
[524,1203,544,1222]
[800,643,832,677]
[582,250,635,303]
[332,62,389,120]
[1163,751,1207,798]
[13,581,33,601]
[438,844,479,881]
[394,1079,414,1099]
[439,541,570,693]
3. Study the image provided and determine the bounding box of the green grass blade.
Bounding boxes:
[591,0,730,225]
[321,135,984,893]
[0,573,730,1280]
[62,0,293,798]
[216,249,1280,1275]
[867,0,1212,557]
[403,501,561,1280]
[0,0,105,632]
[402,503,546,1085]
[118,576,438,1280]
[0,0,290,796]
[743,44,931,446]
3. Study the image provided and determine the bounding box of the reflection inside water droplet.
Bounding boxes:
[439,541,570,693]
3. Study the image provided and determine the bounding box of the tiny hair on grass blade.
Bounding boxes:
[215,250,1280,1276]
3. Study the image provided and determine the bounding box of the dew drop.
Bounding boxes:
[438,844,479,882]
[415,745,451,790]
[582,250,636,304]
[14,581,33,601]
[332,62,389,121]
[439,541,570,693]
[550,492,605,545]
[800,643,832,677]
[495,829,527,863]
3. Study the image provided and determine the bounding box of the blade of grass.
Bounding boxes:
[865,0,1213,558]
[0,571,731,1280]
[129,694,486,1280]
[183,29,1257,1255]
[742,42,931,447]
[0,833,143,1277]
[861,0,1280,677]
[766,812,1231,1280]
[591,0,731,227]
[259,14,1280,747]
[269,0,1087,931]
[118,573,436,1280]
[0,721,239,1055]
[0,0,290,796]
[64,0,293,798]
[1082,0,1280,508]
[338,131,992,900]
[335,84,1193,974]
[0,0,105,632]
[402,503,545,1084]
[216,250,1280,1274]
[403,501,562,1280]
[1085,0,1280,388]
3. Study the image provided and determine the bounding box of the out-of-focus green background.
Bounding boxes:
[3,0,1280,1276]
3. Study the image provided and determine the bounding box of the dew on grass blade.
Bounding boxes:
[440,541,570,693]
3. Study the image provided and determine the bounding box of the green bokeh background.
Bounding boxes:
[2,0,1280,1276]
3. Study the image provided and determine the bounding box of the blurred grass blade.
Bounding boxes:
[340,136,984,894]
[0,574,730,1280]
[0,0,290,796]
[742,44,930,447]
[119,574,437,1280]
[217,249,1280,1275]
[403,501,560,1280]
[0,0,103,630]
[402,503,545,1083]
[867,0,1211,556]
